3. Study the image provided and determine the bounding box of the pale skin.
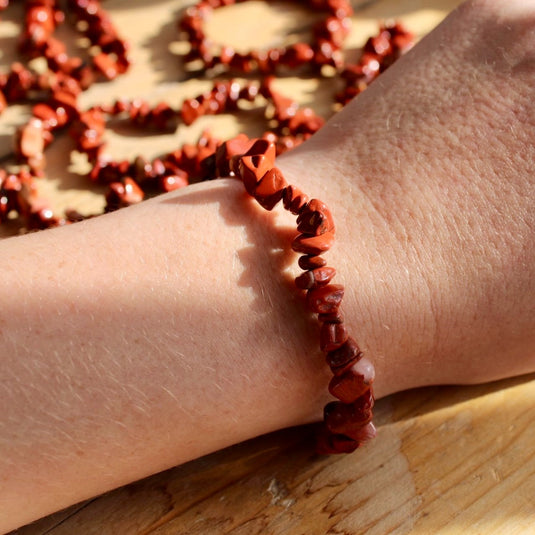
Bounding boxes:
[1,0,534,531]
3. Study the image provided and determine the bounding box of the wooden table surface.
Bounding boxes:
[3,1,535,533]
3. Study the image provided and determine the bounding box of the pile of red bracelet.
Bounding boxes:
[0,0,413,230]
[0,0,415,453]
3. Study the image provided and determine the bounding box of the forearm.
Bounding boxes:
[0,179,336,531]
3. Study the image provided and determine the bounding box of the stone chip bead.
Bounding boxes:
[296,199,335,236]
[243,138,277,162]
[320,321,349,352]
[239,154,272,196]
[254,167,287,211]
[283,185,309,214]
[292,231,335,255]
[295,266,336,290]
[298,254,327,270]
[215,133,254,176]
[326,336,362,374]
[238,139,276,195]
[15,118,45,160]
[324,389,375,436]
[306,283,344,314]
[328,356,375,403]
[105,177,144,211]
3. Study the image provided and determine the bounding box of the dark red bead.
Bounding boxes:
[243,138,277,161]
[329,357,375,403]
[324,390,374,436]
[326,337,362,374]
[161,173,188,192]
[292,231,335,255]
[320,321,348,352]
[297,199,335,236]
[239,154,273,196]
[298,255,327,270]
[215,134,254,177]
[306,283,344,314]
[283,185,309,214]
[295,266,336,290]
[254,167,287,211]
[93,53,118,80]
[105,177,144,211]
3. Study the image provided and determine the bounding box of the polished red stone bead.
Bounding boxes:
[295,266,336,290]
[239,153,273,196]
[27,203,63,230]
[161,173,189,192]
[280,43,314,68]
[365,33,393,56]
[181,98,203,126]
[93,53,118,80]
[215,134,252,176]
[283,185,309,215]
[296,199,335,236]
[326,0,353,18]
[254,167,287,211]
[329,357,375,403]
[151,102,178,131]
[152,158,167,178]
[298,254,327,270]
[238,83,259,102]
[219,45,235,65]
[324,390,374,436]
[227,51,250,72]
[105,177,144,211]
[15,119,45,160]
[287,108,324,136]
[50,89,78,120]
[314,39,343,69]
[32,103,60,129]
[306,283,344,314]
[271,91,299,123]
[320,321,348,352]
[0,174,22,219]
[326,336,362,374]
[346,422,377,443]
[292,231,335,255]
[243,138,277,163]
[314,16,351,47]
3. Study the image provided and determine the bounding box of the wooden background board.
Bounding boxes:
[2,0,535,533]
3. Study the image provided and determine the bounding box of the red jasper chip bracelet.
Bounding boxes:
[0,0,129,117]
[205,135,376,454]
[178,0,353,74]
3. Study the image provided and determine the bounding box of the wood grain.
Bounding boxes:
[4,1,535,533]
